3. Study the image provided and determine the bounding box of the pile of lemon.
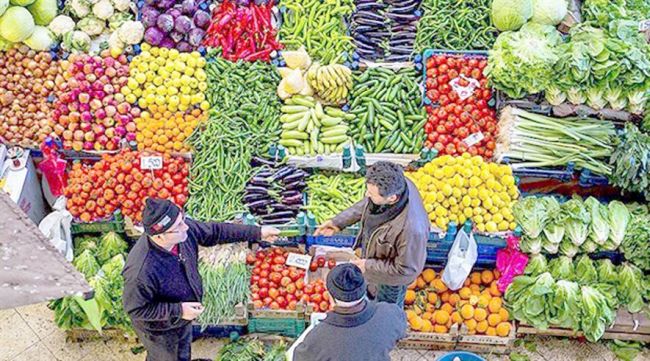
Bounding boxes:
[407,153,519,232]
[135,105,205,153]
[123,44,210,112]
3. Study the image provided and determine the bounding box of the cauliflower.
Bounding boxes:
[110,0,130,12]
[108,12,132,31]
[92,0,114,20]
[62,30,91,52]
[48,15,76,37]
[108,30,124,50]
[66,0,90,18]
[117,20,144,45]
[77,16,105,36]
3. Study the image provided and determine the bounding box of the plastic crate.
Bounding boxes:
[305,234,357,251]
[426,234,506,267]
[70,210,125,235]
[247,317,306,338]
[192,324,247,340]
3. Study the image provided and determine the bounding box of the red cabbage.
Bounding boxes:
[181,0,196,15]
[188,28,204,46]
[160,37,175,48]
[141,5,160,28]
[170,31,184,43]
[167,8,181,18]
[174,15,193,33]
[156,13,174,33]
[144,27,164,46]
[192,10,210,28]
[177,41,192,52]
[157,0,175,9]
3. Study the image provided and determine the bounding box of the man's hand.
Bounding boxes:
[261,226,280,242]
[350,259,366,273]
[314,220,340,237]
[181,302,204,321]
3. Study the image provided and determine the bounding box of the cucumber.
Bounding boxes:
[320,115,343,127]
[321,135,348,144]
[279,139,303,147]
[281,105,310,114]
[280,112,306,123]
[321,127,348,138]
[283,130,309,140]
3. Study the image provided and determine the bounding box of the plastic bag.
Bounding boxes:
[496,234,529,292]
[38,197,73,261]
[442,228,477,291]
[37,140,67,197]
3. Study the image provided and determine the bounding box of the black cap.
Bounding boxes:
[326,263,367,302]
[142,198,180,236]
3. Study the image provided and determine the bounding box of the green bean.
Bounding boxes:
[305,173,366,223]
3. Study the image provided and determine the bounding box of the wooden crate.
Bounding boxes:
[398,325,459,351]
[456,322,516,354]
[247,302,306,319]
[517,310,650,343]
[66,328,135,343]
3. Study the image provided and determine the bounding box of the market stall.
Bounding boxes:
[0,0,649,359]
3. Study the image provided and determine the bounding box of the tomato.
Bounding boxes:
[301,294,310,303]
[281,269,290,277]
[286,284,297,295]
[309,261,318,272]
[253,300,263,309]
[288,300,297,310]
[260,262,270,271]
[280,276,292,287]
[259,268,269,278]
[270,272,282,284]
[270,301,280,310]
[259,287,269,299]
[304,284,314,295]
[256,251,266,260]
[327,259,336,269]
[310,293,323,303]
[273,248,285,255]
[273,255,286,265]
[279,288,287,297]
[251,275,260,284]
[314,284,324,294]
[276,296,287,309]
[295,278,304,290]
[316,256,326,268]
[258,278,269,288]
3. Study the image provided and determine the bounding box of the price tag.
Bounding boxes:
[140,156,163,170]
[639,19,650,31]
[285,253,312,270]
[449,75,480,101]
[463,132,485,147]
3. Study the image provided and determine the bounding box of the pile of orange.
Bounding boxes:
[134,105,205,153]
[404,269,511,337]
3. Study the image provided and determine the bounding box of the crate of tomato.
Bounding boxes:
[421,49,497,159]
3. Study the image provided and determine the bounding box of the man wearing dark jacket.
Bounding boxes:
[290,264,407,361]
[122,198,279,361]
[315,161,430,307]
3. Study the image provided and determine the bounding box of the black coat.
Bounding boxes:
[122,218,260,333]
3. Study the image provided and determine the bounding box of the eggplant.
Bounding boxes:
[386,13,418,21]
[388,2,419,14]
[244,193,271,203]
[285,180,307,190]
[249,177,271,187]
[250,156,277,167]
[354,17,387,26]
[245,185,270,195]
[260,218,295,225]
[366,31,391,38]
[269,166,293,181]
[281,174,303,186]
[246,199,274,209]
[355,3,385,11]
[271,204,300,212]
[390,39,415,46]
[280,189,301,198]
[390,46,414,55]
[260,211,297,220]
[283,194,304,205]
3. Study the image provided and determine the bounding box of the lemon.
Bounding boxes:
[474,214,484,224]
[493,214,504,223]
[449,198,458,206]
[510,222,517,230]
[436,218,447,229]
[158,47,169,57]
[442,200,450,208]
[135,72,147,84]
[133,88,142,97]
[469,176,482,188]
[442,166,455,177]
[477,223,486,232]
[498,221,510,231]
[482,198,494,209]
[471,198,481,208]
[436,192,445,202]
[180,94,191,105]
[435,206,447,217]
[468,188,479,198]
[141,43,151,52]
[425,203,434,213]
[486,221,498,233]
[168,49,180,59]
[200,101,210,111]
[462,195,472,207]
[452,187,462,199]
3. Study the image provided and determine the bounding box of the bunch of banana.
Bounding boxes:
[306,63,353,104]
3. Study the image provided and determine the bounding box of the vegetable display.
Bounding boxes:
[134,106,204,153]
[496,107,616,175]
[0,47,59,147]
[51,51,138,151]
[139,0,210,51]
[216,339,287,361]
[416,0,496,51]
[407,154,519,232]
[0,0,58,50]
[125,44,209,113]
[405,269,511,337]
[64,150,189,223]
[424,54,497,158]
[244,160,308,225]
[348,67,426,154]
[609,123,650,201]
[279,95,353,156]
[582,0,650,28]
[203,0,282,62]
[304,173,365,224]
[279,0,355,64]
[350,0,422,62]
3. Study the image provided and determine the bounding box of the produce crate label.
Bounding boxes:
[640,20,650,31]
[463,132,485,147]
[286,252,312,270]
[140,156,163,170]
[450,75,480,101]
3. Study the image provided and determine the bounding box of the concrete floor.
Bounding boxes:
[1,303,648,361]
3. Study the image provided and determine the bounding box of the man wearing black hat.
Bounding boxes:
[122,198,280,361]
[289,263,407,361]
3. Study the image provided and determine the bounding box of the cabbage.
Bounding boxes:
[549,256,575,280]
[0,0,8,16]
[491,0,533,31]
[27,0,57,25]
[575,255,598,284]
[0,36,12,50]
[24,25,53,50]
[531,0,567,26]
[525,254,548,276]
[10,0,35,6]
[0,6,35,42]
[77,16,105,36]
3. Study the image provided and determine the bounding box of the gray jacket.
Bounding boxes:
[332,179,430,286]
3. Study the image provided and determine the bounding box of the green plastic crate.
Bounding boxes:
[247,317,306,338]
[71,210,125,235]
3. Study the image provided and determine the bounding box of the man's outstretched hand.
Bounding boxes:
[261,226,281,242]
[314,220,341,237]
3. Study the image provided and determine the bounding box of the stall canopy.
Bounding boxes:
[0,192,91,310]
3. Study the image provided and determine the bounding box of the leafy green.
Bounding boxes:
[96,232,127,264]
[550,280,581,329]
[580,285,616,342]
[73,249,100,279]
[562,198,590,247]
[582,0,650,27]
[621,214,650,272]
[490,0,532,31]
[549,256,575,281]
[605,200,631,251]
[543,197,565,245]
[609,124,650,202]
[585,197,610,245]
[505,272,556,329]
[520,235,543,255]
[559,239,579,258]
[575,255,598,285]
[525,254,548,276]
[513,197,550,239]
[596,259,618,284]
[608,340,644,361]
[617,263,647,313]
[530,0,567,26]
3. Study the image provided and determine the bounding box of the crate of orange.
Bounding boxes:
[134,105,205,154]
[401,268,515,351]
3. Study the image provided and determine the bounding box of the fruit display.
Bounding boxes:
[407,153,519,232]
[424,54,497,158]
[134,105,204,153]
[0,46,59,147]
[51,51,138,151]
[139,0,211,51]
[124,43,209,113]
[405,268,511,337]
[64,150,189,223]
[306,63,353,105]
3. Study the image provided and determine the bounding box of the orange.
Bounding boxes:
[425,303,436,313]
[486,327,497,336]
[488,298,503,313]
[474,308,488,322]
[405,310,417,321]
[421,319,433,333]
[407,279,417,290]
[409,316,424,331]
[405,290,416,305]
[448,293,461,306]
[496,322,511,337]
[463,278,471,287]
[422,312,433,321]
[494,269,501,279]
[459,287,472,300]
[481,270,494,285]
[427,292,438,305]
[460,304,474,320]
[440,303,454,316]
[422,269,436,283]
[499,308,509,322]
[416,276,427,289]
[477,295,491,308]
[490,281,502,297]
[464,319,477,332]
[488,314,501,327]
[470,272,482,285]
[433,325,448,334]
[435,311,450,325]
[469,284,481,293]
[432,279,448,293]
[441,291,450,303]
[476,320,489,333]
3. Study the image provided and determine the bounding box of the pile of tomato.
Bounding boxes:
[424,55,497,158]
[247,248,333,312]
[64,150,189,223]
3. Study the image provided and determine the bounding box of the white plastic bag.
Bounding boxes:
[38,196,73,262]
[441,229,478,291]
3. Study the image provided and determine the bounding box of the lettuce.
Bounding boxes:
[621,215,650,272]
[562,198,590,247]
[525,254,548,276]
[605,201,630,250]
[617,263,646,313]
[73,249,100,279]
[559,239,579,258]
[520,235,543,254]
[580,285,616,342]
[550,280,581,329]
[596,259,618,284]
[96,232,127,264]
[549,256,575,280]
[542,239,560,254]
[543,197,566,245]
[585,197,610,245]
[575,255,598,285]
[491,0,533,31]
[505,273,556,329]
[513,197,550,239]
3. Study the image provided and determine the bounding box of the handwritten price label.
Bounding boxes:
[140,156,163,170]
[449,75,480,101]
[463,132,485,147]
[285,253,312,270]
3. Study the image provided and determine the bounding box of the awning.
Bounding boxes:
[0,191,91,309]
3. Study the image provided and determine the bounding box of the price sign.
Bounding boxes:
[449,75,480,101]
[140,156,163,170]
[639,19,650,31]
[463,132,485,147]
[285,252,312,270]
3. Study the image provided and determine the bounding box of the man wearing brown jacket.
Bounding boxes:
[315,161,430,307]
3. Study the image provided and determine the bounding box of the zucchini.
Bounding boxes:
[282,130,309,140]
